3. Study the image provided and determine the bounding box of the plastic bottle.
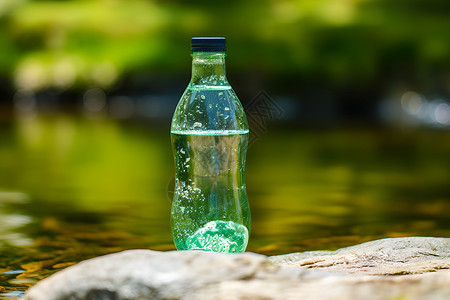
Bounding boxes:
[170,37,250,253]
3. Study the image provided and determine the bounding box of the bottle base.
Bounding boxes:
[176,220,249,253]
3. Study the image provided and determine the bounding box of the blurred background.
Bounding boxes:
[0,0,449,295]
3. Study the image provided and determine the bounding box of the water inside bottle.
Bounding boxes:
[170,130,250,252]
[170,86,248,133]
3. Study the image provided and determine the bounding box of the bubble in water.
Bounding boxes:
[185,220,248,253]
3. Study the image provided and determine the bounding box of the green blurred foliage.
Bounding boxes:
[0,0,449,90]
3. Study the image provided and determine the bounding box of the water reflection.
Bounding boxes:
[0,193,32,247]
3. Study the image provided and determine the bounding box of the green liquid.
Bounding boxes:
[186,220,248,253]
[170,131,250,253]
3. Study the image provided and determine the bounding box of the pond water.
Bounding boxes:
[0,113,449,296]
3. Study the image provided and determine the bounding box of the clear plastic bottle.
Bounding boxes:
[170,37,250,253]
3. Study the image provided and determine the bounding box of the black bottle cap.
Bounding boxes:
[191,37,226,52]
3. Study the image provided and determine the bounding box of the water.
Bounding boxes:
[170,86,247,133]
[170,131,250,252]
[186,220,248,253]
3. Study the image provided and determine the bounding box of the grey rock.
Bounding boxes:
[25,237,450,300]
[269,236,450,275]
[25,250,302,300]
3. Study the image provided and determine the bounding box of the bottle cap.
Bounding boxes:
[191,37,226,52]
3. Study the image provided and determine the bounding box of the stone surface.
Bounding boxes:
[269,236,450,275]
[25,237,450,300]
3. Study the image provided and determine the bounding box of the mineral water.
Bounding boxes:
[170,37,250,253]
[170,130,250,252]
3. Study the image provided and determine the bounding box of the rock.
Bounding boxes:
[25,237,450,300]
[269,236,450,275]
[25,249,291,300]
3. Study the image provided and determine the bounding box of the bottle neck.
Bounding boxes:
[190,52,228,86]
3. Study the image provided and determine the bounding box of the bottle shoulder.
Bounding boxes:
[171,84,248,132]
